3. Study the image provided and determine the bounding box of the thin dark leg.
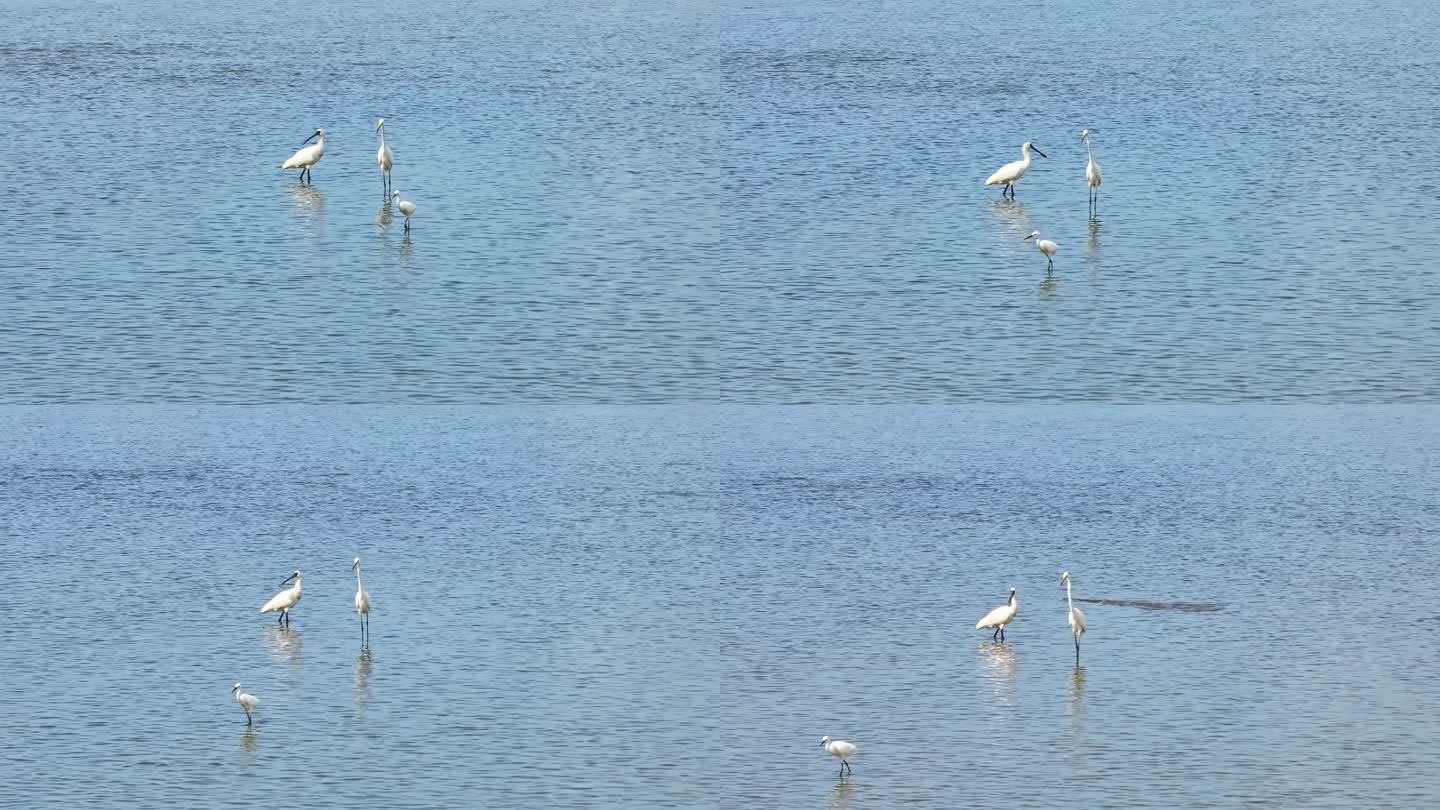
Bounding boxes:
[999,626,1005,642]
[1074,635,1080,665]
[246,712,252,727]
[992,626,999,641]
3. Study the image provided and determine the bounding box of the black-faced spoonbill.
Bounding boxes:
[260,570,303,626]
[985,142,1046,199]
[1023,231,1060,273]
[352,557,372,645]
[1081,129,1103,214]
[376,119,394,197]
[977,586,1018,641]
[280,129,325,184]
[391,191,416,231]
[1061,571,1088,665]
[820,736,858,777]
[232,682,260,726]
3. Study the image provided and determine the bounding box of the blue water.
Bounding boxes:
[4,0,1440,806]
[4,0,1439,402]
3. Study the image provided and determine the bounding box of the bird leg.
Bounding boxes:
[999,626,1006,642]
[245,711,252,727]
[992,626,999,641]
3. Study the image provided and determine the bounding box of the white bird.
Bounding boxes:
[352,557,372,645]
[391,191,416,231]
[820,736,858,777]
[232,682,260,726]
[260,570,303,626]
[1081,129,1102,214]
[376,119,394,197]
[280,128,325,184]
[985,142,1047,199]
[1061,571,1088,666]
[1023,231,1060,273]
[976,586,1018,642]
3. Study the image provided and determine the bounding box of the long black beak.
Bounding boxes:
[280,573,297,586]
[232,686,239,694]
[1032,146,1047,159]
[300,132,319,146]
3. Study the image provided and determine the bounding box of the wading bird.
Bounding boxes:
[376,119,394,197]
[352,557,372,644]
[985,142,1046,199]
[1023,231,1059,273]
[232,682,260,726]
[1061,571,1088,665]
[280,129,325,184]
[260,571,303,626]
[977,587,1018,641]
[1081,129,1102,214]
[391,191,416,231]
[820,736,858,777]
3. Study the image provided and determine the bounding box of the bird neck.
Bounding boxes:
[378,127,386,148]
[354,567,364,590]
[1085,139,1094,162]
[1065,580,1073,610]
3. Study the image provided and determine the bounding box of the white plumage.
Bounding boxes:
[376,119,394,196]
[985,142,1047,198]
[976,587,1018,641]
[1081,129,1102,213]
[232,682,260,726]
[1061,571,1088,665]
[280,129,325,184]
[353,557,372,645]
[260,570,303,626]
[820,736,858,777]
[391,191,417,231]
[1023,231,1060,273]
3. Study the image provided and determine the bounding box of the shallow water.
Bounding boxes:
[4,0,1440,402]
[2,405,1439,807]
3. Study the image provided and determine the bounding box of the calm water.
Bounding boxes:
[4,0,1440,402]
[5,0,1440,806]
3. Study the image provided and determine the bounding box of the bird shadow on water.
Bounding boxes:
[262,626,303,667]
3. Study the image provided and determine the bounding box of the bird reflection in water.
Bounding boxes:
[263,626,303,667]
[376,201,393,230]
[1070,665,1087,707]
[1087,218,1103,256]
[1040,274,1059,296]
[978,642,1018,703]
[987,198,1034,238]
[829,779,857,808]
[240,729,259,753]
[355,647,373,703]
[287,184,326,211]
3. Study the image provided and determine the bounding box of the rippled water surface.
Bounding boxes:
[5,0,1440,402]
[2,405,1439,807]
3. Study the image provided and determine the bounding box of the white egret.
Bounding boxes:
[985,142,1047,199]
[260,570,303,626]
[391,191,416,231]
[232,682,260,726]
[976,586,1018,641]
[352,557,372,644]
[280,128,325,184]
[820,736,858,777]
[376,119,394,197]
[1023,231,1060,273]
[1061,571,1088,665]
[1080,129,1102,214]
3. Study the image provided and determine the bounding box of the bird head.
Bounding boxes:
[1023,231,1040,241]
[1060,571,1071,585]
[820,736,831,747]
[376,118,385,131]
[392,191,400,200]
[301,129,322,145]
[281,570,300,586]
[232,682,241,693]
[1023,143,1047,159]
[1079,129,1091,142]
[352,557,361,571]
